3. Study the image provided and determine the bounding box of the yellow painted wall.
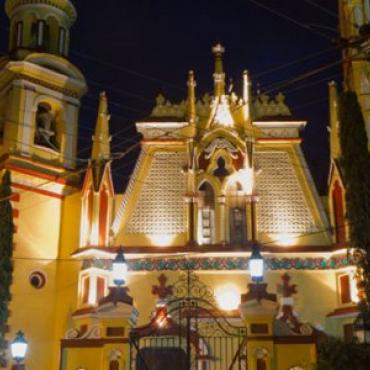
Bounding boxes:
[275,343,316,370]
[51,191,82,369]
[7,188,63,370]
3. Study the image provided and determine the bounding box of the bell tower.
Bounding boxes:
[0,0,86,180]
[5,0,76,58]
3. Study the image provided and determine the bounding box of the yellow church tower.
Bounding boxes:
[0,1,86,369]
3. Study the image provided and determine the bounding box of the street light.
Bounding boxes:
[249,243,264,282]
[112,248,128,287]
[11,331,27,368]
[354,312,370,343]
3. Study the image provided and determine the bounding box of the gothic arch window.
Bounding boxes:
[332,181,345,244]
[198,182,215,244]
[34,102,59,150]
[227,181,247,245]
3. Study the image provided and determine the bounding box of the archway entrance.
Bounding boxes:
[129,271,247,370]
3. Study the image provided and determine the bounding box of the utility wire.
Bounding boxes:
[246,0,335,41]
[303,0,338,19]
[254,45,339,78]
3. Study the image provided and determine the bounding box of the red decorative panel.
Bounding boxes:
[88,190,94,240]
[198,152,210,171]
[96,276,105,302]
[82,277,90,304]
[99,186,108,246]
[332,181,345,244]
[339,274,351,304]
[231,151,244,170]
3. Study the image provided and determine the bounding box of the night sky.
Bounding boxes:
[0,0,341,194]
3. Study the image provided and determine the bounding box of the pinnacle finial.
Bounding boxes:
[187,70,197,125]
[212,44,226,96]
[91,91,111,162]
[212,43,225,56]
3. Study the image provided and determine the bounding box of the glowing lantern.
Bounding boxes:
[11,331,28,363]
[112,249,128,287]
[249,243,264,282]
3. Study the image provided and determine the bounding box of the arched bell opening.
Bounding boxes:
[34,102,59,150]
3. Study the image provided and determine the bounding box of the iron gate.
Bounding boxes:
[129,271,247,370]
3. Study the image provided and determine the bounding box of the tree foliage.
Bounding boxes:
[0,171,14,367]
[316,336,370,370]
[339,91,370,310]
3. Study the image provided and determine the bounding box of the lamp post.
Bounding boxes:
[249,243,264,283]
[354,312,370,343]
[112,248,128,287]
[10,331,27,370]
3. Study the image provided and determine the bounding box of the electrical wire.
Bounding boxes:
[303,0,338,19]
[245,0,335,41]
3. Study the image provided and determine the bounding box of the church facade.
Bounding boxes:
[0,1,368,370]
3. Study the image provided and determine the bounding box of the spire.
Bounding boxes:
[212,44,226,97]
[243,70,251,121]
[92,91,111,162]
[187,70,197,125]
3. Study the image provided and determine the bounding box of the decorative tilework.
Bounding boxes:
[255,151,317,233]
[111,146,148,234]
[126,151,187,234]
[82,255,352,271]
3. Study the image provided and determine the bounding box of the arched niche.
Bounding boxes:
[33,97,66,153]
[206,149,234,179]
